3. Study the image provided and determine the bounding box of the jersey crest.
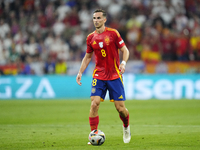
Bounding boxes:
[104,35,110,45]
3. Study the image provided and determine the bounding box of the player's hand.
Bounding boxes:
[119,64,125,75]
[76,73,82,86]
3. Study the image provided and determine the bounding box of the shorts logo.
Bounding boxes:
[92,87,96,93]
[118,95,123,99]
[99,42,103,48]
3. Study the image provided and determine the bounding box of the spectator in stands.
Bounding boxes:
[3,33,12,51]
[71,28,84,49]
[56,0,71,21]
[57,40,70,61]
[0,19,10,38]
[27,16,40,35]
[45,2,55,27]
[175,29,192,61]
[16,59,25,75]
[68,6,79,27]
[13,30,28,44]
[78,4,91,31]
[44,56,55,74]
[26,37,38,57]
[10,20,20,35]
[52,19,65,36]
[19,48,28,63]
[36,10,48,33]
[107,0,122,19]
[18,11,28,30]
[190,27,200,60]
[55,58,67,74]
[15,39,28,55]
[0,48,9,65]
[30,55,44,75]
[68,38,79,60]
[9,47,19,63]
[160,28,176,61]
[97,0,111,8]
[21,56,33,75]
[44,32,54,50]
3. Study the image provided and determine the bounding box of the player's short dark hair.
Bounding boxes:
[94,9,106,17]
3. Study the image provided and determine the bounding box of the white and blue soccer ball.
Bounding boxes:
[88,129,106,146]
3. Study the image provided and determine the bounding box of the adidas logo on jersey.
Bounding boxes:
[93,41,97,45]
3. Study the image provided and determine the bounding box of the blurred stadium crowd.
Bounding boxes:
[0,0,200,75]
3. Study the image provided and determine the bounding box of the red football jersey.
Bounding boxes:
[86,27,125,80]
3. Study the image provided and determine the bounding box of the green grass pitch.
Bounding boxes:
[0,99,200,150]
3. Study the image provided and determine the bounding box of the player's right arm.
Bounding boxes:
[76,52,93,86]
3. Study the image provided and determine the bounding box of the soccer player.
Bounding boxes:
[76,9,131,144]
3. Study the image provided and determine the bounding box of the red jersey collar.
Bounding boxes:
[95,27,107,34]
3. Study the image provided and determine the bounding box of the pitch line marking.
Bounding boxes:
[1,124,200,128]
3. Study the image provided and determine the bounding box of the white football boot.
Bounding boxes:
[123,125,131,143]
[87,142,91,145]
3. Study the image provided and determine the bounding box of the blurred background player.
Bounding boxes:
[76,9,131,144]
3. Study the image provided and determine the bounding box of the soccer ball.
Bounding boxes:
[88,129,106,146]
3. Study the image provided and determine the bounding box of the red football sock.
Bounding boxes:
[120,114,129,128]
[89,116,99,131]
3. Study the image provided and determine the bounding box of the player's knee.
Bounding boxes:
[90,100,100,111]
[115,106,124,114]
[91,97,100,109]
[91,102,98,109]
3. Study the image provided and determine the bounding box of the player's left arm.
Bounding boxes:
[119,45,129,75]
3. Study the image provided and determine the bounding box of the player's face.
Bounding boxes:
[93,12,106,29]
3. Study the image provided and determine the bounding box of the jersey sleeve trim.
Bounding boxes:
[106,27,120,37]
